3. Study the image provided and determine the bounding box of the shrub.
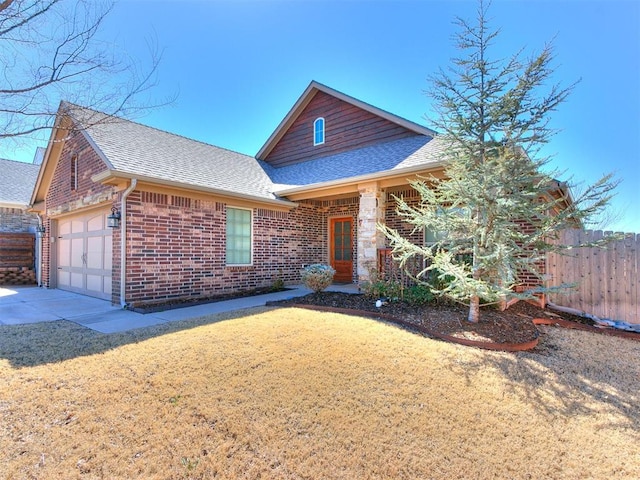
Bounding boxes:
[403,284,435,306]
[361,278,403,301]
[301,264,336,292]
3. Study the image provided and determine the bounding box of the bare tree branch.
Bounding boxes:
[0,0,173,145]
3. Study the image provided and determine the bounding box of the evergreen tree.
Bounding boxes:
[380,0,618,323]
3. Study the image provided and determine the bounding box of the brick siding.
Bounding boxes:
[122,191,331,307]
[44,130,115,217]
[384,186,544,289]
[0,207,39,233]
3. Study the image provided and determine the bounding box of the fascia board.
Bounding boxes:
[92,169,298,209]
[274,161,445,197]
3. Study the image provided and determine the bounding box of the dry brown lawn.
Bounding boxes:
[1,307,639,479]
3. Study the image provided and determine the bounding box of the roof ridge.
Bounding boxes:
[63,102,255,160]
[310,80,437,136]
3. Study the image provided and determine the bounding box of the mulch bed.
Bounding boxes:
[130,287,292,313]
[267,292,640,351]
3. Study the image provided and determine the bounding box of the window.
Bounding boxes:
[313,117,325,146]
[70,154,78,190]
[226,207,252,265]
[424,207,468,245]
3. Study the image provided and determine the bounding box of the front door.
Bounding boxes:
[330,217,353,283]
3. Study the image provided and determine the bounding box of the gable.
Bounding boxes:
[37,124,115,215]
[262,90,424,168]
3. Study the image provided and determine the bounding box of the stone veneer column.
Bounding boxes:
[357,182,385,283]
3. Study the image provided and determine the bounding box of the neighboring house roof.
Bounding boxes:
[68,105,279,202]
[256,81,437,161]
[0,158,40,207]
[262,135,447,189]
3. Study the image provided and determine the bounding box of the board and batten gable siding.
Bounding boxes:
[264,90,421,167]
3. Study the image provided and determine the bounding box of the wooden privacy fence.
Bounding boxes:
[547,229,639,324]
[0,232,36,285]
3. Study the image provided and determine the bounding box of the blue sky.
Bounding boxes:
[7,0,640,232]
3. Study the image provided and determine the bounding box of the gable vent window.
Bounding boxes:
[70,154,78,191]
[313,117,325,146]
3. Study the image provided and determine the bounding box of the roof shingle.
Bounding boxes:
[0,158,40,206]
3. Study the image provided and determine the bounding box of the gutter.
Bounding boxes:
[119,178,137,308]
[273,161,445,197]
[92,170,297,209]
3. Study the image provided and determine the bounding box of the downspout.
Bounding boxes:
[36,215,43,287]
[119,179,137,308]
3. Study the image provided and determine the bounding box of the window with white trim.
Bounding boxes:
[313,117,325,145]
[226,207,252,265]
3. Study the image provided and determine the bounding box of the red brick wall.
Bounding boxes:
[45,130,113,213]
[384,186,544,289]
[264,91,419,167]
[385,187,424,247]
[122,191,330,306]
[41,130,115,289]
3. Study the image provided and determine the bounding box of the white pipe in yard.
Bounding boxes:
[547,301,640,332]
[119,178,137,308]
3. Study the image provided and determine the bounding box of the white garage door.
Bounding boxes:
[57,210,113,300]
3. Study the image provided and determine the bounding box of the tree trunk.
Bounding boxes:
[468,295,480,323]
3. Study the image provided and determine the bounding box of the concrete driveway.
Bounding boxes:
[0,284,359,333]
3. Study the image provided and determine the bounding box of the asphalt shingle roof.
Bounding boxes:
[72,106,277,201]
[0,158,40,205]
[69,104,446,200]
[262,135,447,189]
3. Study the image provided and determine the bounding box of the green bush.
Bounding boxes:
[361,278,403,301]
[301,264,336,293]
[403,284,435,306]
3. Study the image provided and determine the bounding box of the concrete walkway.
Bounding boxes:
[0,284,360,334]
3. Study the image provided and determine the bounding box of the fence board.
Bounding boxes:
[547,229,639,324]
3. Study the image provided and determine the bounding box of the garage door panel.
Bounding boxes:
[104,236,113,270]
[70,238,84,268]
[56,209,112,301]
[87,214,104,232]
[58,238,71,267]
[86,274,102,293]
[86,236,104,269]
[104,276,112,297]
[71,220,84,234]
[59,221,72,236]
[70,272,84,289]
[58,270,70,288]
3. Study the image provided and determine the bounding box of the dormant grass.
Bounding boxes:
[1,307,638,479]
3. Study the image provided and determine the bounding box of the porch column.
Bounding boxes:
[357,182,385,283]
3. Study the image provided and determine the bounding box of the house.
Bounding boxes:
[0,155,42,285]
[30,81,453,307]
[0,156,41,233]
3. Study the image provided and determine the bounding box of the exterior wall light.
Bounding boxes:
[35,224,46,235]
[107,207,121,228]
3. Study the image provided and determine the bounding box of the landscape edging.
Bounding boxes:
[286,304,640,351]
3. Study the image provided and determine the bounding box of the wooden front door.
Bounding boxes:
[330,217,353,283]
